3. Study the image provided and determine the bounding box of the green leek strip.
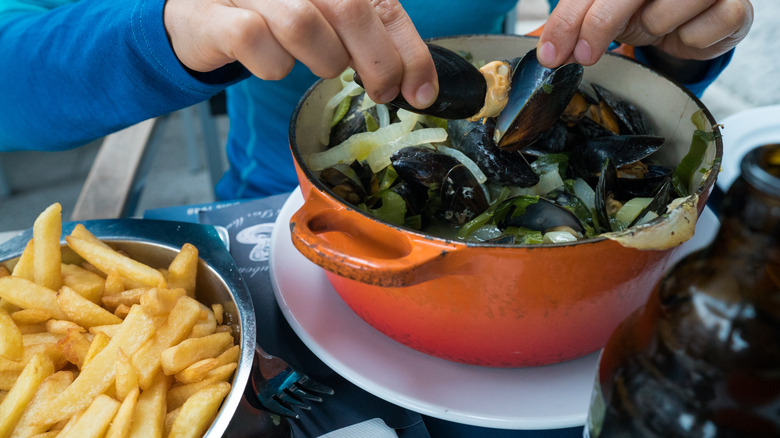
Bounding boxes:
[457,187,514,239]
[364,190,406,226]
[672,109,717,196]
[530,153,569,174]
[504,226,543,245]
[330,96,352,127]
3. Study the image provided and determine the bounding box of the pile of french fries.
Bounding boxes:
[0,203,239,438]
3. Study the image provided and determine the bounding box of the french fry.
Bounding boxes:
[127,372,170,438]
[0,266,9,279]
[104,386,139,438]
[131,296,202,390]
[0,308,22,361]
[103,271,125,295]
[57,330,92,369]
[45,319,85,335]
[160,332,234,376]
[0,344,63,374]
[140,288,186,316]
[0,277,67,320]
[58,286,122,328]
[17,324,46,334]
[215,345,240,367]
[32,203,62,291]
[166,244,199,297]
[0,299,17,313]
[82,332,110,369]
[65,236,166,288]
[57,394,121,438]
[189,305,217,338]
[22,332,64,347]
[115,349,138,401]
[168,382,231,438]
[11,240,34,281]
[166,363,236,411]
[88,324,121,338]
[27,432,59,438]
[0,353,55,436]
[0,371,20,391]
[10,309,51,325]
[101,288,148,311]
[43,305,155,425]
[61,264,105,304]
[9,370,74,438]
[174,358,219,384]
[212,303,224,325]
[113,304,131,320]
[164,407,180,437]
[69,224,112,250]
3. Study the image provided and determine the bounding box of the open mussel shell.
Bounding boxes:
[390,146,488,225]
[329,94,378,146]
[447,117,539,187]
[353,43,487,120]
[569,134,665,178]
[497,197,585,234]
[494,49,584,151]
[591,83,652,135]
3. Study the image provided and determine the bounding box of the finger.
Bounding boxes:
[537,0,594,67]
[246,0,351,79]
[371,0,437,109]
[211,7,297,80]
[653,0,754,60]
[570,0,647,65]
[310,0,406,104]
[639,0,716,39]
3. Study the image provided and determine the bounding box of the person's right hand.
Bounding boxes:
[163,0,438,110]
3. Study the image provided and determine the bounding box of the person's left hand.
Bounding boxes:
[536,0,754,68]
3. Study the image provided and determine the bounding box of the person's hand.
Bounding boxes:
[163,0,438,109]
[537,0,754,68]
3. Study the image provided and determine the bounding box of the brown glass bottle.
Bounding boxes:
[585,144,780,438]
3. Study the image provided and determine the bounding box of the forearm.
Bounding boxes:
[0,0,247,151]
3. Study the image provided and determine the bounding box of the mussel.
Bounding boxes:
[353,44,487,120]
[446,117,539,187]
[390,146,489,225]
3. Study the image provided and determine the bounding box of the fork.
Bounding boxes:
[250,344,335,419]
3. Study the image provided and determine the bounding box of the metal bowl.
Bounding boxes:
[0,219,256,437]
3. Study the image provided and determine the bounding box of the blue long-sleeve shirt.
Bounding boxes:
[0,0,731,200]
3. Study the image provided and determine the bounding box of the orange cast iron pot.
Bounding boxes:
[287,35,722,367]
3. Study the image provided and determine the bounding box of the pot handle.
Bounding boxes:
[289,191,464,287]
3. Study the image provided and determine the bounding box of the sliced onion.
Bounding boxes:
[376,104,391,128]
[543,230,579,244]
[616,197,654,228]
[309,115,419,171]
[573,177,596,210]
[319,80,364,146]
[508,169,564,197]
[436,145,487,184]
[366,127,446,172]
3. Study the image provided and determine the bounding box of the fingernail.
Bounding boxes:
[378,86,400,104]
[537,41,557,66]
[415,82,436,108]
[574,39,592,64]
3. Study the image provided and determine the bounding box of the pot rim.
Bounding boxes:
[288,34,723,250]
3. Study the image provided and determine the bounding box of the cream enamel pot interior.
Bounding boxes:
[287,35,722,367]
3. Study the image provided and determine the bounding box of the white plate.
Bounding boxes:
[718,105,780,191]
[270,187,718,430]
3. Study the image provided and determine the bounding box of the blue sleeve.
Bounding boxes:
[0,0,249,152]
[633,46,733,98]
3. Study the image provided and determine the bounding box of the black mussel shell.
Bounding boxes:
[495,49,584,151]
[439,164,490,225]
[619,164,673,198]
[628,178,673,227]
[569,134,665,178]
[591,83,652,136]
[595,159,620,232]
[497,197,585,234]
[354,44,487,120]
[389,180,428,217]
[576,116,617,141]
[390,146,462,189]
[329,94,378,147]
[447,118,539,187]
[523,121,571,157]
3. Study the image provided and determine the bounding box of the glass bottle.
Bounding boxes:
[585,143,780,437]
